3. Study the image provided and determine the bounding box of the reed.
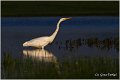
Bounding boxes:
[2,53,119,79]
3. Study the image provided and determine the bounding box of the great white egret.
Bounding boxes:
[23,18,71,49]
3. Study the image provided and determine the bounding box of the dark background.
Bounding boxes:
[1,1,119,17]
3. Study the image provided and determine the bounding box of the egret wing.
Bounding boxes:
[29,36,50,47]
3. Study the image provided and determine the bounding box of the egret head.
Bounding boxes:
[60,17,71,22]
[23,41,31,46]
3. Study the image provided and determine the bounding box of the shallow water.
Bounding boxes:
[1,17,119,79]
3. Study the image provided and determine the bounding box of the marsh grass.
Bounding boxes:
[2,53,119,79]
[56,37,119,52]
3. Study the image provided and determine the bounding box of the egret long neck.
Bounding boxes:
[50,20,62,41]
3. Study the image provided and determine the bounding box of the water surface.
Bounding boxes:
[1,17,119,79]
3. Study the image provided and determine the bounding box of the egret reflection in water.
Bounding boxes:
[23,49,57,62]
[23,49,61,75]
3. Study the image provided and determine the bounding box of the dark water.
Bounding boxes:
[1,17,119,79]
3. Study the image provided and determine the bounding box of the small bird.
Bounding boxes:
[23,17,71,49]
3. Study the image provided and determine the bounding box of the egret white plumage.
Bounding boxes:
[23,17,71,49]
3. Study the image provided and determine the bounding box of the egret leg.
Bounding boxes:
[42,46,44,49]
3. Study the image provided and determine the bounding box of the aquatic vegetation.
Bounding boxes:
[2,53,119,79]
[55,37,119,52]
[1,36,119,79]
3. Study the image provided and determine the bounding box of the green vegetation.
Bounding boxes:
[2,53,119,79]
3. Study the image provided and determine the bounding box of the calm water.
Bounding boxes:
[1,17,119,79]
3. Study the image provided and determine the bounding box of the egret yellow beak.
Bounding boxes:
[65,17,72,20]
